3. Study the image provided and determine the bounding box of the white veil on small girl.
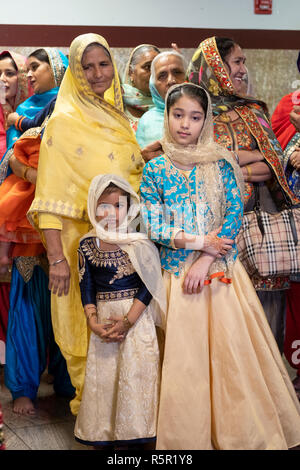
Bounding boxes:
[83,173,166,329]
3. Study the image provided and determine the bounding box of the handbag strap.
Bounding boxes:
[253,184,265,239]
[253,183,299,246]
[280,184,300,246]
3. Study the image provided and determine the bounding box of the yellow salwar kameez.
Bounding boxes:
[28,34,144,415]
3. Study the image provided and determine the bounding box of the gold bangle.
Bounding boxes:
[123,314,133,330]
[246,165,252,181]
[49,257,66,266]
[22,165,31,181]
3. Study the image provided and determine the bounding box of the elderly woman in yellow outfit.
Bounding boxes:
[28,33,144,415]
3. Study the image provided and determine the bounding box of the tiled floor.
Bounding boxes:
[0,360,298,451]
[0,366,90,451]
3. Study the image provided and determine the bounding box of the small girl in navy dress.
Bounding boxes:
[140,83,300,450]
[74,173,166,449]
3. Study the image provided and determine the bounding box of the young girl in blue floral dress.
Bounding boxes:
[140,83,300,450]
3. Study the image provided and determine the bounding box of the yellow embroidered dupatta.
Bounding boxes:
[28,33,144,230]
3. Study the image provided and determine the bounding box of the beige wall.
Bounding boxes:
[245,49,299,115]
[3,46,299,116]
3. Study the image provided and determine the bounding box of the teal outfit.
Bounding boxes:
[136,79,165,148]
[283,132,300,284]
[284,132,300,198]
[140,155,243,277]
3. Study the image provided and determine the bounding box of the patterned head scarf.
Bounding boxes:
[43,48,69,88]
[0,50,33,124]
[187,36,299,206]
[187,36,267,115]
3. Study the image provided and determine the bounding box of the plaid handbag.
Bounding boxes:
[237,186,300,277]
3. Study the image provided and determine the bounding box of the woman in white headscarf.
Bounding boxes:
[122,44,160,132]
[136,50,186,148]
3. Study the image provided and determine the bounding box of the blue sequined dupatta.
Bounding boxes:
[284,132,300,198]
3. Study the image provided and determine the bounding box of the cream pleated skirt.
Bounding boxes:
[156,257,300,450]
[74,297,160,445]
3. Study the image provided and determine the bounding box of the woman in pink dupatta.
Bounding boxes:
[0,50,32,364]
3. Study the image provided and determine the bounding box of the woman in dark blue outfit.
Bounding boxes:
[74,174,165,449]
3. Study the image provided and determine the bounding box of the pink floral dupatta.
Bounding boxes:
[0,50,32,158]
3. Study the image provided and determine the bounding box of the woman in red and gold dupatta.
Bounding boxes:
[271,52,300,400]
[272,51,300,150]
[187,36,300,354]
[0,50,32,364]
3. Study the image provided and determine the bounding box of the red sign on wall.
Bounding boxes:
[254,0,272,14]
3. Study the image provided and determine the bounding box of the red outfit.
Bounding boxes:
[0,133,44,256]
[0,106,6,159]
[271,92,298,150]
[0,50,33,357]
[272,93,300,379]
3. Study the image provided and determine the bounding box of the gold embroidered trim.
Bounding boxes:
[15,254,49,283]
[201,37,235,95]
[78,247,86,283]
[29,198,89,224]
[44,48,66,87]
[96,288,138,302]
[19,127,42,138]
[109,260,136,284]
[0,148,14,185]
[80,238,136,283]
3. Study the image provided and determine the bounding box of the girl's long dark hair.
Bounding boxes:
[166,83,208,117]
